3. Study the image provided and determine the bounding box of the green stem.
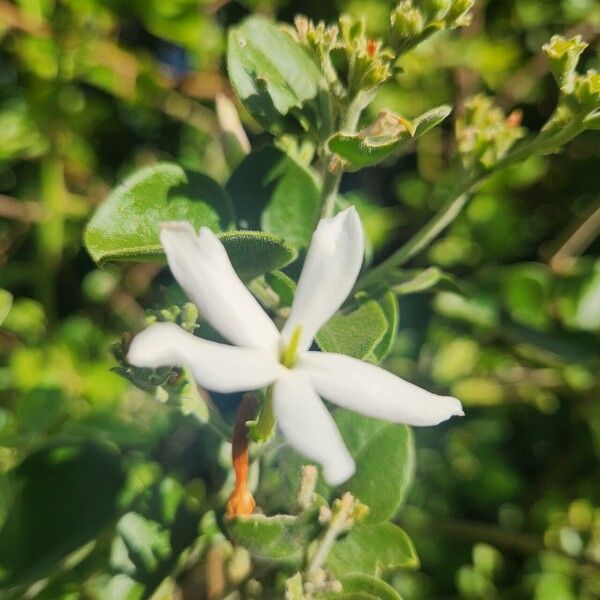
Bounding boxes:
[355,115,589,292]
[355,179,476,292]
[249,387,275,442]
[319,92,370,219]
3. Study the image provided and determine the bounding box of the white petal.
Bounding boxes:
[272,372,355,486]
[160,222,280,351]
[281,207,364,351]
[127,322,282,393]
[298,352,464,426]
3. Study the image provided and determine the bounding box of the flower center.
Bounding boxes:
[280,325,303,368]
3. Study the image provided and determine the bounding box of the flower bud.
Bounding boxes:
[574,70,600,112]
[543,35,588,94]
[391,2,424,47]
[180,302,199,332]
[456,94,525,170]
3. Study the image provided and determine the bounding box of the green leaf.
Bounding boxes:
[84,163,234,266]
[316,296,388,360]
[112,512,171,575]
[219,231,298,281]
[265,270,296,306]
[334,574,403,600]
[227,16,323,134]
[327,523,418,578]
[329,106,451,171]
[227,512,317,564]
[0,290,13,327]
[333,411,415,523]
[392,267,458,295]
[226,146,320,248]
[365,290,398,363]
[0,442,125,588]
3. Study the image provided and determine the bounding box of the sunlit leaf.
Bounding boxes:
[227,16,323,133]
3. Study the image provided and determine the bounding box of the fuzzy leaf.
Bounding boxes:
[227,512,318,564]
[226,146,320,248]
[84,163,233,266]
[327,523,418,578]
[316,296,388,360]
[329,574,403,600]
[329,106,451,170]
[219,231,298,281]
[333,411,415,523]
[365,290,398,363]
[227,16,322,133]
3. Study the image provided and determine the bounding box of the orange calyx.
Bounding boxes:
[226,394,257,518]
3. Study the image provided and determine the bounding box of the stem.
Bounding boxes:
[307,522,342,576]
[250,386,276,441]
[307,492,357,576]
[355,115,588,292]
[319,168,342,219]
[355,179,475,291]
[319,92,370,219]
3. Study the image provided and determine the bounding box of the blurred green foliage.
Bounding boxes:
[0,0,599,598]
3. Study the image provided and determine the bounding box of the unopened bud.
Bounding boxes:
[297,465,318,511]
[574,70,600,111]
[543,35,587,94]
[391,2,424,42]
[180,302,199,332]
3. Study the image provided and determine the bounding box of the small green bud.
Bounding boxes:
[180,302,199,332]
[391,1,424,46]
[339,13,365,46]
[155,385,169,403]
[456,94,525,170]
[542,35,587,94]
[574,70,600,112]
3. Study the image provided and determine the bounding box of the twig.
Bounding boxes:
[547,200,600,273]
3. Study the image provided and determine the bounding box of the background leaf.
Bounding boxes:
[0,442,125,588]
[0,290,13,327]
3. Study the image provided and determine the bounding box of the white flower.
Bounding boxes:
[128,207,464,486]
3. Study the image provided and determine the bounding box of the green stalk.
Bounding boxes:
[355,115,590,292]
[319,91,371,219]
[249,387,276,442]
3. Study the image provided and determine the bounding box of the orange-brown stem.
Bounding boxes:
[226,393,257,518]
